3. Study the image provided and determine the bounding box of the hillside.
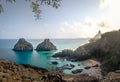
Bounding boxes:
[53,30,120,73]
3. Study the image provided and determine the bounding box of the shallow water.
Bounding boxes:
[0,39,89,74]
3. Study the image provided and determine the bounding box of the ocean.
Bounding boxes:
[0,39,90,74]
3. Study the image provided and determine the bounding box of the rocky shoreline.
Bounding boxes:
[50,30,120,81]
[83,59,103,79]
[0,59,100,82]
[0,59,120,82]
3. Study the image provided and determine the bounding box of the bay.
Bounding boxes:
[0,39,89,74]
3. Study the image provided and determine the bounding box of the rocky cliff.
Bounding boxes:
[36,39,57,51]
[13,38,33,51]
[53,30,120,73]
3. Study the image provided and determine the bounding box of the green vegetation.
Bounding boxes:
[90,48,108,59]
[103,55,120,72]
[0,0,61,19]
[89,30,120,72]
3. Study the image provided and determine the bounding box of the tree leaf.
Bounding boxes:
[0,4,3,13]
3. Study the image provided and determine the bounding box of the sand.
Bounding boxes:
[84,59,103,79]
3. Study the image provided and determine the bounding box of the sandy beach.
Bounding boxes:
[84,59,103,79]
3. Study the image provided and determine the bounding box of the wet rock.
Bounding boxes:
[84,66,91,70]
[62,64,75,70]
[51,61,58,65]
[36,39,57,51]
[13,38,33,51]
[52,49,74,58]
[78,64,80,66]
[72,69,83,74]
[56,64,75,72]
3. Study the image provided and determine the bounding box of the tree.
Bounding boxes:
[0,0,61,19]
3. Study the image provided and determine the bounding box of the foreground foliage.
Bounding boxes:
[0,0,61,19]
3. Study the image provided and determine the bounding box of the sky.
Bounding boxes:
[0,0,120,39]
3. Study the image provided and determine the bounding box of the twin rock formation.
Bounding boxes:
[13,38,57,51]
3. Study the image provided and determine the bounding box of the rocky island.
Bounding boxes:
[36,39,57,51]
[13,38,33,51]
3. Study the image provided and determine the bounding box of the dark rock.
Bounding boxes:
[72,69,83,74]
[36,39,57,51]
[52,48,91,62]
[51,61,58,65]
[13,38,33,51]
[78,64,80,66]
[56,64,75,71]
[84,66,91,70]
[92,64,99,67]
[52,49,74,58]
[62,64,75,70]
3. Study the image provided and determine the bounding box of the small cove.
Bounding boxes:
[0,39,93,75]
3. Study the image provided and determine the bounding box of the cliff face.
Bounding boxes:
[13,38,33,51]
[75,30,120,72]
[36,39,57,51]
[53,30,120,73]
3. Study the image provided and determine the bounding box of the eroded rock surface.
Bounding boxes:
[13,38,33,51]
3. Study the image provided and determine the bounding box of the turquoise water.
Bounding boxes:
[0,39,89,74]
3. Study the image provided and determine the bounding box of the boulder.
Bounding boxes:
[56,64,75,72]
[72,69,83,74]
[51,61,58,65]
[78,64,80,66]
[36,39,57,51]
[92,64,99,67]
[13,38,33,51]
[84,66,91,70]
[62,64,75,70]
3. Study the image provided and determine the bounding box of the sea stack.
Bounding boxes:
[13,38,33,51]
[36,39,57,51]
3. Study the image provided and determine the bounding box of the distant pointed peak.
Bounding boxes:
[98,30,101,34]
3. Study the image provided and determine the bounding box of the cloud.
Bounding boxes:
[58,16,116,38]
[99,0,120,28]
[99,0,110,8]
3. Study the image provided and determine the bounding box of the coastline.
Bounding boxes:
[0,58,99,82]
[84,59,103,79]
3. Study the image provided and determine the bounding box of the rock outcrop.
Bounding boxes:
[13,38,33,51]
[102,70,120,82]
[89,30,102,42]
[72,69,83,74]
[52,48,90,61]
[0,59,120,82]
[52,49,74,58]
[0,59,100,82]
[36,39,57,51]
[53,30,120,73]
